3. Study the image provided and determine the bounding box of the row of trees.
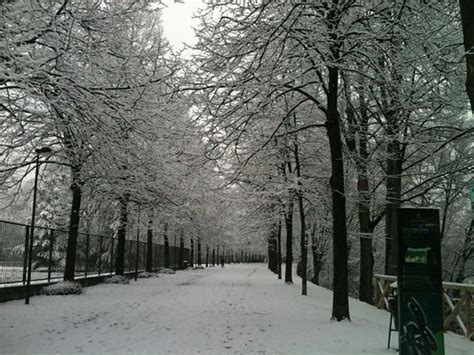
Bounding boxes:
[1,0,473,324]
[189,0,474,321]
[0,1,249,281]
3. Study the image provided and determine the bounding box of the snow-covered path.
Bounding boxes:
[0,264,471,354]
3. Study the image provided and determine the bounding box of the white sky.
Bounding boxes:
[160,0,205,51]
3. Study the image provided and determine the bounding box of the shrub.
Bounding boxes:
[41,281,82,295]
[104,275,130,284]
[158,268,176,274]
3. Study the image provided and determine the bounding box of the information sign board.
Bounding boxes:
[397,208,444,355]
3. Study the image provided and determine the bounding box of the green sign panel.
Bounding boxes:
[397,208,444,355]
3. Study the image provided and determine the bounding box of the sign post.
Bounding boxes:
[397,208,445,355]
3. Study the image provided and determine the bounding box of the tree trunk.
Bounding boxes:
[284,196,294,284]
[294,138,307,295]
[190,238,194,267]
[164,223,169,268]
[63,167,83,281]
[324,2,350,321]
[179,232,184,269]
[358,174,374,304]
[206,245,209,267]
[385,128,402,275]
[326,64,349,321]
[460,0,474,112]
[115,194,129,276]
[356,86,374,304]
[268,233,278,273]
[277,218,282,280]
[197,237,202,265]
[146,216,153,272]
[311,244,323,286]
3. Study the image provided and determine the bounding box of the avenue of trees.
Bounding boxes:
[0,0,243,282]
[0,0,473,323]
[189,0,474,321]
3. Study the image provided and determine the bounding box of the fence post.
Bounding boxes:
[48,230,55,283]
[84,233,90,278]
[22,225,30,285]
[98,235,103,276]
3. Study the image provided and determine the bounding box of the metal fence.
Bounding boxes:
[0,220,189,286]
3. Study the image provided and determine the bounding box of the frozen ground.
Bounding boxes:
[0,264,471,354]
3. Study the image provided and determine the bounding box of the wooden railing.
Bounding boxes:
[374,274,474,341]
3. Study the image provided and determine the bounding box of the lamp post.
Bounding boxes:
[25,147,52,304]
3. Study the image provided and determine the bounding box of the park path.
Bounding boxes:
[0,264,472,354]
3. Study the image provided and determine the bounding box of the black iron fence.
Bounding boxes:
[0,220,189,285]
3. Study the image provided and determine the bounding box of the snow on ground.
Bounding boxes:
[0,264,472,354]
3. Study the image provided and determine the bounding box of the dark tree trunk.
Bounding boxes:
[268,235,277,272]
[146,216,153,272]
[294,138,307,295]
[216,245,220,265]
[358,174,374,303]
[355,86,374,304]
[190,238,194,267]
[268,240,272,269]
[197,238,202,265]
[460,0,474,112]
[179,233,184,269]
[164,223,169,268]
[326,32,350,319]
[284,196,294,284]
[385,126,402,275]
[206,245,209,267]
[63,167,83,281]
[115,194,129,276]
[212,247,215,266]
[311,245,323,286]
[277,218,282,280]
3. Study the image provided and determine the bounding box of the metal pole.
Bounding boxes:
[22,225,29,285]
[25,153,40,305]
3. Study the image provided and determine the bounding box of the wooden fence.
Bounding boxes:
[374,274,474,341]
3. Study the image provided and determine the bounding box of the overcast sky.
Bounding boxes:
[160,0,205,51]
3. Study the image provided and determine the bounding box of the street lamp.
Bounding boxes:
[25,147,52,304]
